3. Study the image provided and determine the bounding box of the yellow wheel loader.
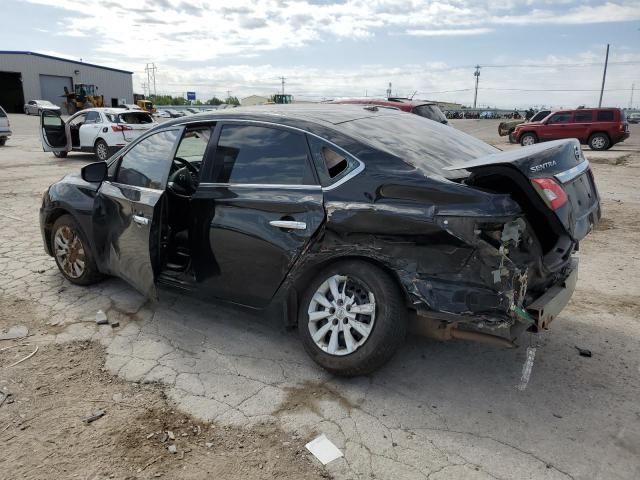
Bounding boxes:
[62,84,104,115]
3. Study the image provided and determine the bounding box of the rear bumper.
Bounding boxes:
[526,256,578,330]
[0,128,11,137]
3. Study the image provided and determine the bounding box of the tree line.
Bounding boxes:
[151,95,240,106]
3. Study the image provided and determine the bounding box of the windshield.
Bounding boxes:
[530,110,551,122]
[413,104,448,123]
[340,112,498,178]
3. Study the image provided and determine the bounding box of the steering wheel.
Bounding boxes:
[168,157,200,196]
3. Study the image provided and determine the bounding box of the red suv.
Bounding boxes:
[327,98,448,124]
[514,108,629,150]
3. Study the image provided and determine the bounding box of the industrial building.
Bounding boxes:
[0,51,134,113]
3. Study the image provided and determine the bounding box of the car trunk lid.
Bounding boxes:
[446,139,601,241]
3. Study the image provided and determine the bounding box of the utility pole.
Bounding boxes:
[598,44,610,108]
[280,76,286,95]
[141,82,148,97]
[386,82,392,99]
[629,83,635,109]
[144,63,158,99]
[473,65,481,109]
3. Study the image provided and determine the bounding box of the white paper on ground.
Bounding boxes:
[305,434,344,465]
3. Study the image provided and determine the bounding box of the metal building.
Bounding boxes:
[0,51,133,113]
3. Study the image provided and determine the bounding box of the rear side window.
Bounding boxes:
[575,111,593,122]
[596,111,614,122]
[213,125,314,185]
[307,135,358,186]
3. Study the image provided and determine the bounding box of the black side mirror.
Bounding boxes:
[81,162,108,183]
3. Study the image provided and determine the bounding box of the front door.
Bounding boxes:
[40,110,70,152]
[541,111,574,140]
[191,122,325,308]
[92,128,182,298]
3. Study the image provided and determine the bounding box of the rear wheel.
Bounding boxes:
[0,137,6,146]
[588,133,610,151]
[53,151,68,158]
[94,139,109,161]
[298,260,407,376]
[51,214,103,285]
[520,132,537,146]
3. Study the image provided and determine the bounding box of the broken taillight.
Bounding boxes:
[531,178,568,210]
[111,125,133,132]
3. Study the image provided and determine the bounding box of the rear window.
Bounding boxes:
[107,112,154,124]
[339,113,498,178]
[413,104,448,123]
[596,111,615,122]
[0,108,6,118]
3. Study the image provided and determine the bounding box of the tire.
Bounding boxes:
[24,108,29,115]
[520,132,537,146]
[298,260,407,376]
[51,214,103,286]
[53,151,68,158]
[508,131,517,144]
[588,132,610,151]
[94,139,109,161]
[0,137,6,146]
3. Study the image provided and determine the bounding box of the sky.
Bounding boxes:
[1,0,639,108]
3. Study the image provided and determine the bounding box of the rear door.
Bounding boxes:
[191,122,325,308]
[92,128,182,298]
[541,111,574,140]
[79,110,102,147]
[570,110,593,141]
[40,110,70,152]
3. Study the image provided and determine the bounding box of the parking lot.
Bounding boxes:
[1,113,639,479]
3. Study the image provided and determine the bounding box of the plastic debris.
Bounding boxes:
[0,325,29,341]
[96,310,108,325]
[83,409,106,424]
[305,434,344,465]
[575,346,592,357]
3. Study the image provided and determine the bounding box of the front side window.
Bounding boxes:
[116,130,180,189]
[213,124,314,185]
[596,110,614,122]
[69,113,87,127]
[548,112,572,124]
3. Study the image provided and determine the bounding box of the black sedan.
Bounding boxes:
[39,105,600,375]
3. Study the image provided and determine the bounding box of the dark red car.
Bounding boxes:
[514,108,629,150]
[327,97,448,124]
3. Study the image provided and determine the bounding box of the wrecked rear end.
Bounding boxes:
[328,116,600,344]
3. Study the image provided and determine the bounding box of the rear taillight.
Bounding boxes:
[531,178,568,210]
[111,125,132,132]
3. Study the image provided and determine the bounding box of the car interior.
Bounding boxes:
[158,127,211,281]
[69,113,88,147]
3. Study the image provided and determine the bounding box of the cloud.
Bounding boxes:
[407,28,494,36]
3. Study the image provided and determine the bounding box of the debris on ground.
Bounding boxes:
[167,445,177,454]
[83,409,107,424]
[110,321,120,328]
[95,310,108,325]
[6,345,39,367]
[575,346,592,357]
[0,325,29,341]
[0,391,12,408]
[167,431,175,440]
[305,434,344,465]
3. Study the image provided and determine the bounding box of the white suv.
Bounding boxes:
[40,108,156,160]
[0,106,11,146]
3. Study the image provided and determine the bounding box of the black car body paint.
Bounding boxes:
[40,105,601,344]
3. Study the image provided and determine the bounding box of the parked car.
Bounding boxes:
[514,108,629,150]
[499,110,551,143]
[327,97,448,124]
[0,106,11,146]
[24,100,61,115]
[118,104,143,111]
[185,108,201,115]
[39,108,156,161]
[628,112,640,124]
[156,109,185,118]
[39,105,600,375]
[155,110,172,118]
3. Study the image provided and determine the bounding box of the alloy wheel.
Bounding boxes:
[307,274,376,356]
[54,225,86,279]
[522,135,535,146]
[592,136,606,149]
[96,142,108,161]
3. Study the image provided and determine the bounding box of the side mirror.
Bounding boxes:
[81,162,108,183]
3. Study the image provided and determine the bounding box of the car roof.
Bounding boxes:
[160,104,407,129]
[75,107,145,115]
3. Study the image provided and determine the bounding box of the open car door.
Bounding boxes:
[91,128,182,299]
[40,110,70,153]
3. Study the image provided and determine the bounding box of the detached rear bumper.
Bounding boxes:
[526,256,578,330]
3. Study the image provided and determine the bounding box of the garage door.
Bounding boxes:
[0,71,25,113]
[39,75,72,108]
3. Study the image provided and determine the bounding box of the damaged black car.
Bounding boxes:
[39,105,600,375]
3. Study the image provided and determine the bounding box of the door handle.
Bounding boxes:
[269,220,307,230]
[133,214,149,226]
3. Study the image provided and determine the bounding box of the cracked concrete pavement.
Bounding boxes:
[1,115,639,479]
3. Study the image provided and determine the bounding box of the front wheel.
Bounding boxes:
[588,133,610,151]
[51,214,103,285]
[298,260,407,376]
[508,131,517,144]
[94,139,109,161]
[520,133,537,146]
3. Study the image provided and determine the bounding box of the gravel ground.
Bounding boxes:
[1,114,639,480]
